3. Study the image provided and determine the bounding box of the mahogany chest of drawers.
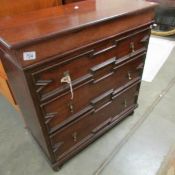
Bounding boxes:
[0,0,157,171]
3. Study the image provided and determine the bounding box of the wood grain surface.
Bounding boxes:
[0,0,157,49]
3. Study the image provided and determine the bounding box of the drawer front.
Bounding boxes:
[41,53,145,133]
[50,81,140,160]
[18,17,153,68]
[30,28,149,101]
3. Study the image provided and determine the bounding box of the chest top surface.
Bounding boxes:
[0,0,156,49]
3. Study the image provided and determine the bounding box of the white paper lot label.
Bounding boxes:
[23,52,36,61]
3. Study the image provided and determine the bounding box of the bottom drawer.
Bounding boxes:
[50,81,140,160]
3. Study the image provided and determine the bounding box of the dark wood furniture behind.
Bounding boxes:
[0,0,62,17]
[0,0,63,109]
[0,0,157,171]
[0,0,82,108]
[63,0,85,4]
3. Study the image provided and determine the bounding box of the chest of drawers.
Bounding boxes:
[0,0,157,171]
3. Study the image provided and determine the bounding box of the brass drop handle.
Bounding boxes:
[130,42,135,53]
[68,102,74,113]
[61,71,74,100]
[128,71,132,80]
[72,132,78,142]
[124,99,127,108]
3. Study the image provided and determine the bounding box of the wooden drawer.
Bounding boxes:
[40,52,145,134]
[16,18,153,68]
[30,27,149,102]
[50,81,140,161]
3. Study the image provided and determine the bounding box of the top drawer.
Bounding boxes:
[28,27,150,102]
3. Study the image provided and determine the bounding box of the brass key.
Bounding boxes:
[61,71,74,100]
